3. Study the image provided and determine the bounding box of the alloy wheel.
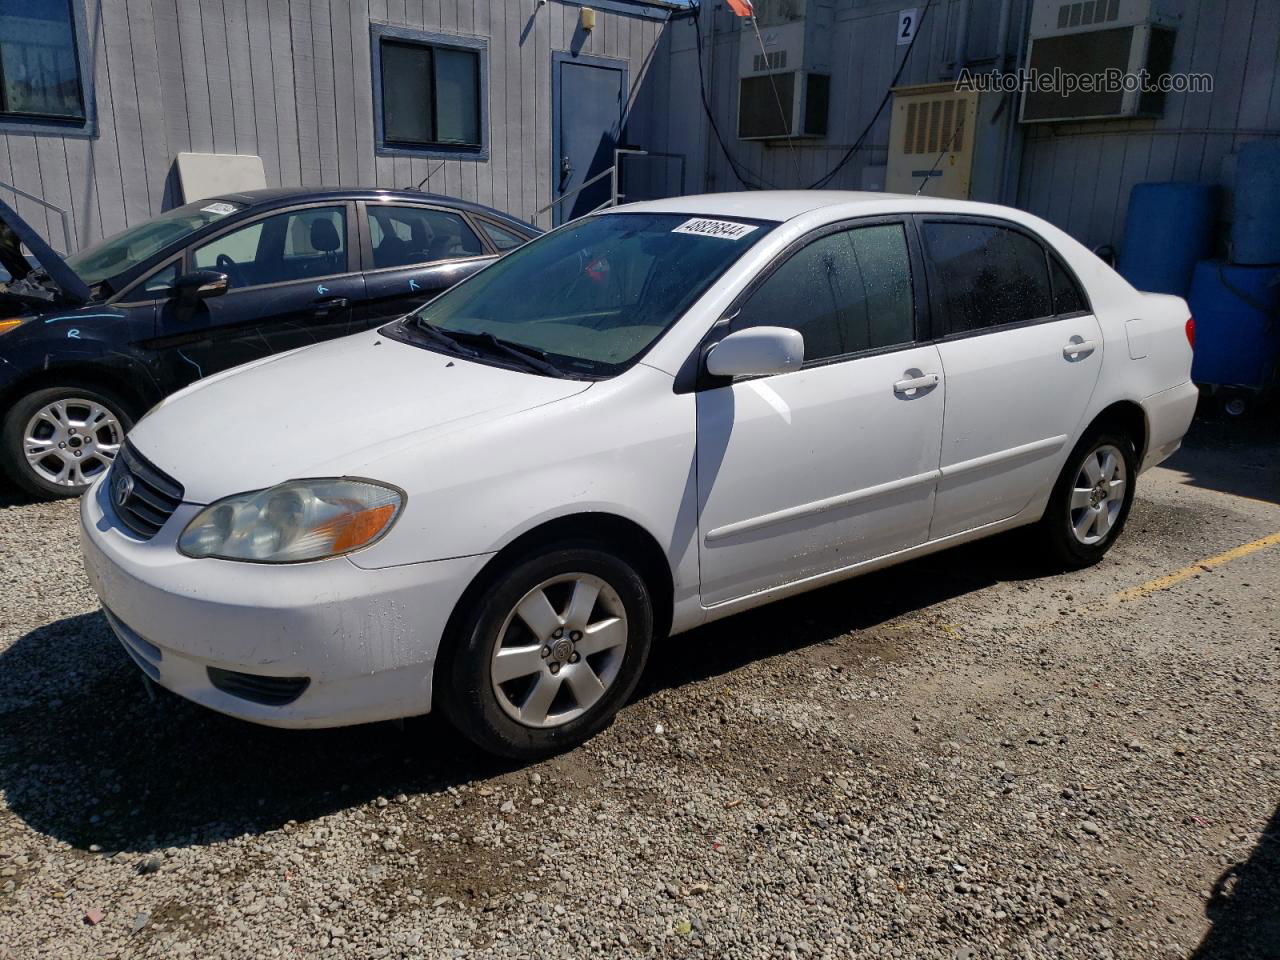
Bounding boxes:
[490,573,629,728]
[22,397,123,489]
[1068,443,1126,546]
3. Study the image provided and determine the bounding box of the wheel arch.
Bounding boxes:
[435,511,675,696]
[1084,399,1149,463]
[0,362,159,424]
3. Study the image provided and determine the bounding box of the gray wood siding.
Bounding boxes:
[0,0,668,250]
[649,0,1280,251]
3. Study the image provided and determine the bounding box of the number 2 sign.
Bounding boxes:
[898,7,918,45]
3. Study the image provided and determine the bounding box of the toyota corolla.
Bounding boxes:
[79,192,1198,759]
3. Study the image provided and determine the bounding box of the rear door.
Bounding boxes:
[353,203,495,328]
[155,203,364,380]
[920,216,1103,539]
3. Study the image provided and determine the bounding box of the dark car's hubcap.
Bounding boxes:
[23,398,123,488]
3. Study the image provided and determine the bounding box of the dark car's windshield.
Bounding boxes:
[64,199,245,287]
[406,212,774,376]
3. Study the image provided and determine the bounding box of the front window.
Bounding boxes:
[193,206,347,289]
[0,0,84,123]
[402,212,774,377]
[63,200,245,289]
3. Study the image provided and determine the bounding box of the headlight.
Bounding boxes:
[0,318,27,336]
[178,479,404,563]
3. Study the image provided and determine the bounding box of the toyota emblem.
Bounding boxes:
[112,470,134,508]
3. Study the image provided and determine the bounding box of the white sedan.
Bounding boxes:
[79,192,1197,758]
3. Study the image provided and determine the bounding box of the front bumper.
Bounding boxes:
[79,477,491,728]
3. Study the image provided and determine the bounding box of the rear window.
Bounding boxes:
[922,221,1053,333]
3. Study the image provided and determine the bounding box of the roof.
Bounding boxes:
[614,191,911,222]
[611,190,1042,225]
[206,187,538,230]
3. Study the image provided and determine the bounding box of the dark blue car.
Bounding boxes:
[0,188,538,498]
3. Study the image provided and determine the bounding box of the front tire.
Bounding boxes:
[437,543,654,760]
[1037,428,1137,569]
[0,386,134,499]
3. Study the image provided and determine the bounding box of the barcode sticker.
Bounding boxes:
[200,202,238,216]
[671,218,759,240]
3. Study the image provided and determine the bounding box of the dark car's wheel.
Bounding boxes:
[1,386,134,499]
[437,543,654,760]
[1037,427,1138,570]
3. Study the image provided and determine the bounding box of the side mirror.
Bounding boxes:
[705,326,804,379]
[172,270,229,304]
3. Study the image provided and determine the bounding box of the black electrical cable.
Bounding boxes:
[688,1,776,190]
[806,0,935,190]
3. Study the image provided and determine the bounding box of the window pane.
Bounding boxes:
[142,262,178,294]
[737,223,914,363]
[478,220,527,252]
[433,47,480,145]
[381,41,433,144]
[0,0,83,119]
[1050,254,1088,315]
[368,206,483,268]
[194,207,346,289]
[922,222,1053,333]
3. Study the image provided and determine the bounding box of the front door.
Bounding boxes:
[156,203,363,381]
[554,54,625,226]
[696,220,945,607]
[919,217,1105,539]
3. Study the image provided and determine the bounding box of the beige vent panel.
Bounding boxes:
[886,85,978,199]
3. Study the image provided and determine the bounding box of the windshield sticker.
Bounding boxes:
[200,202,238,216]
[671,218,760,241]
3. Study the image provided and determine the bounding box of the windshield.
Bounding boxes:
[407,212,774,376]
[64,199,245,287]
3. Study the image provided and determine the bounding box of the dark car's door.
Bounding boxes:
[352,202,496,329]
[154,202,364,380]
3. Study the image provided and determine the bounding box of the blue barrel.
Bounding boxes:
[1231,140,1280,265]
[1187,260,1280,390]
[1118,182,1217,297]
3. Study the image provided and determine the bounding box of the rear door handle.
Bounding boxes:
[1062,338,1098,360]
[893,373,940,396]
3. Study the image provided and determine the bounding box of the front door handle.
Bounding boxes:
[1062,337,1098,360]
[893,372,940,396]
[312,296,349,315]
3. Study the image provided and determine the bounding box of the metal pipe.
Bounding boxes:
[0,179,75,254]
[995,0,1013,70]
[951,0,972,73]
[998,0,1032,205]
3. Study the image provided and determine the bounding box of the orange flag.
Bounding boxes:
[726,0,754,16]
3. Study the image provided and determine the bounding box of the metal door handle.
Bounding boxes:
[893,373,940,395]
[1062,338,1098,359]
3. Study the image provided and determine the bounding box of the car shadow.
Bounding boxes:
[1163,401,1280,506]
[1191,803,1280,959]
[0,534,1044,855]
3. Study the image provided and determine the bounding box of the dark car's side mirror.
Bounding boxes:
[172,270,229,304]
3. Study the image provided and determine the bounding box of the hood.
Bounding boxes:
[0,197,90,304]
[128,332,592,503]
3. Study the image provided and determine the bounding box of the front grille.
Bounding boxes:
[110,441,184,540]
[207,667,311,706]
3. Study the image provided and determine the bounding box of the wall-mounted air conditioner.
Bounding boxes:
[1020,0,1178,123]
[736,0,834,141]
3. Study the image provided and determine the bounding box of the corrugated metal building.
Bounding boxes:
[2,0,1277,257]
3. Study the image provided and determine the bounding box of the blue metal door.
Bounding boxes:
[554,55,626,226]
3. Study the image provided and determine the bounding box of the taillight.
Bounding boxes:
[1185,316,1195,349]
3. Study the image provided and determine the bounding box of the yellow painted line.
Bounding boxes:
[1111,530,1280,604]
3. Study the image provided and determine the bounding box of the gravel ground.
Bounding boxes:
[0,412,1277,960]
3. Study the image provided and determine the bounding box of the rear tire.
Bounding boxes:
[436,543,654,760]
[1036,428,1137,570]
[1,385,134,499]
